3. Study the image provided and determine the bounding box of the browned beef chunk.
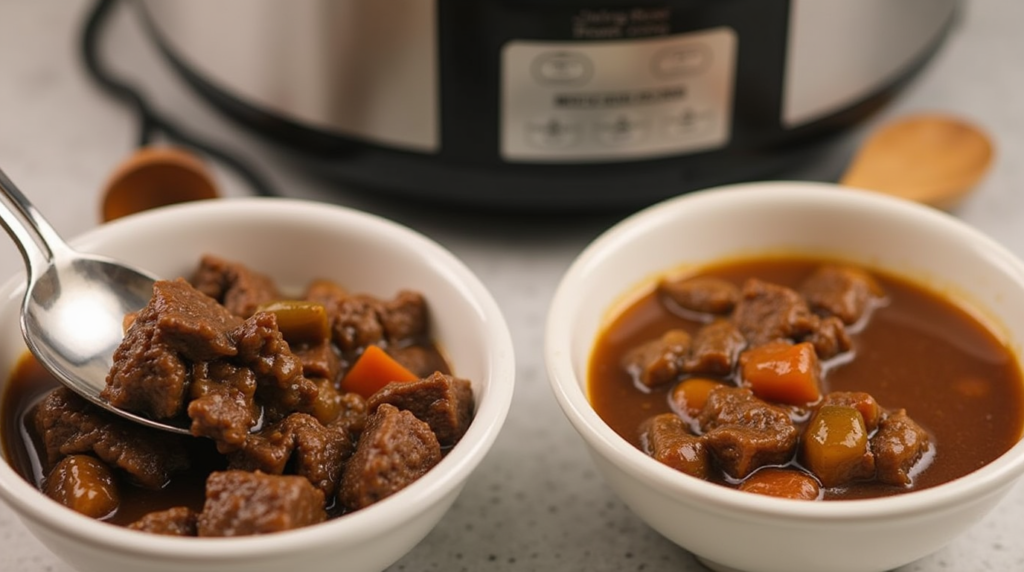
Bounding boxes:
[821,392,882,432]
[128,507,198,536]
[334,392,369,435]
[197,470,326,536]
[294,341,342,381]
[380,290,429,342]
[103,278,242,419]
[367,371,474,447]
[304,279,348,315]
[34,388,189,489]
[191,255,282,318]
[387,345,451,378]
[330,291,429,353]
[339,403,441,511]
[187,361,260,452]
[685,320,746,376]
[804,315,852,360]
[332,295,386,352]
[638,413,709,479]
[800,264,884,325]
[697,386,799,479]
[732,279,816,347]
[872,409,931,486]
[232,311,318,422]
[658,276,739,315]
[228,413,353,497]
[621,329,691,389]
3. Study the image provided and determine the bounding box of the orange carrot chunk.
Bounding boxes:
[738,468,821,500]
[341,345,419,399]
[739,341,821,406]
[670,377,724,420]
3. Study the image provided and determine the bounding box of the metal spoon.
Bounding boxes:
[0,167,190,435]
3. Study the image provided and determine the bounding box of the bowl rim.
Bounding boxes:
[545,180,1024,523]
[0,197,516,559]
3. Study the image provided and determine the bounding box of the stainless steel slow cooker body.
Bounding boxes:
[137,0,958,210]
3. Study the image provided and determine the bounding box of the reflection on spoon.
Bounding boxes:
[840,113,994,210]
[0,166,190,435]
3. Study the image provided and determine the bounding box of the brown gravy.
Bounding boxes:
[588,257,1024,499]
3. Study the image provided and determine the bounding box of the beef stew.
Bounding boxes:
[589,257,1024,500]
[2,255,475,534]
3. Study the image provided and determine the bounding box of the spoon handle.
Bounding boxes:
[0,167,69,281]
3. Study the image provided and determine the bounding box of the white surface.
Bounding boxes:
[545,183,1024,572]
[1,1,1023,571]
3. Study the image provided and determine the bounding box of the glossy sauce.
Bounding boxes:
[1,356,224,525]
[588,258,1024,499]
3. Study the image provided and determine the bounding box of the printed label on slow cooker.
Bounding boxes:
[500,28,736,163]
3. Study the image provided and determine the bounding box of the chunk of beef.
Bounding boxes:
[197,470,326,536]
[338,403,441,511]
[621,329,691,389]
[128,507,198,536]
[229,413,353,497]
[294,341,342,381]
[658,276,739,315]
[872,409,932,486]
[380,290,429,342]
[332,295,386,352]
[304,278,348,316]
[387,345,451,378]
[732,279,816,347]
[333,392,369,436]
[34,388,189,489]
[104,278,243,419]
[685,320,746,376]
[187,361,260,452]
[803,315,852,360]
[638,413,709,479]
[191,255,282,318]
[738,468,821,500]
[329,291,430,353]
[800,264,884,325]
[367,371,474,447]
[696,386,798,479]
[232,311,318,422]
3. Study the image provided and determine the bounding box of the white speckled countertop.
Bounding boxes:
[2,1,1024,571]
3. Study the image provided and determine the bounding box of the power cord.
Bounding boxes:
[80,0,279,197]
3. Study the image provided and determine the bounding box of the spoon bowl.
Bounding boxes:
[0,167,189,434]
[840,113,994,209]
[100,146,219,223]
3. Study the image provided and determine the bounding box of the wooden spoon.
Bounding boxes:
[840,113,994,210]
[100,146,219,222]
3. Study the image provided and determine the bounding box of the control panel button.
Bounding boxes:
[526,117,582,149]
[532,52,593,85]
[652,44,712,78]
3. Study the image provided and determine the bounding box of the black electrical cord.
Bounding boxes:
[80,0,280,197]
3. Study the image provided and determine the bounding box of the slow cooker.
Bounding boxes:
[134,0,959,210]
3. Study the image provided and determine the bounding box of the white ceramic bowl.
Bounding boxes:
[0,198,515,572]
[545,181,1024,572]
